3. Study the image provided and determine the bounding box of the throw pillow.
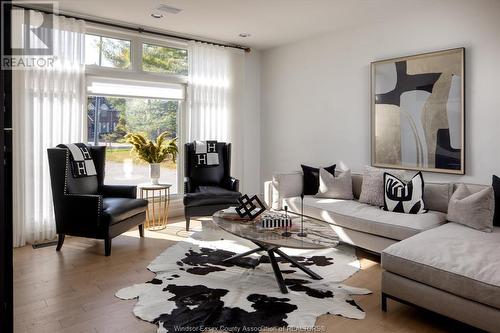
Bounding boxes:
[301,164,336,195]
[383,172,426,214]
[447,184,495,232]
[316,168,354,200]
[492,175,500,226]
[359,166,405,206]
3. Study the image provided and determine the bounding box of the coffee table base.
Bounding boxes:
[223,241,323,294]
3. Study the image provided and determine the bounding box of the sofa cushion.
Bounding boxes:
[383,172,426,214]
[493,175,500,226]
[101,197,148,225]
[316,169,353,200]
[382,223,500,309]
[184,186,241,207]
[423,182,453,213]
[359,166,406,207]
[447,184,495,232]
[301,163,336,195]
[284,196,446,240]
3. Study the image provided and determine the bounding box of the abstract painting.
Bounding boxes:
[371,48,465,174]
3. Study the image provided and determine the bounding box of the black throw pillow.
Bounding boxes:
[493,175,500,226]
[301,164,336,195]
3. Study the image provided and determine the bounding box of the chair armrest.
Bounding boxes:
[184,177,192,194]
[61,194,103,226]
[227,177,240,192]
[269,171,303,210]
[102,185,137,198]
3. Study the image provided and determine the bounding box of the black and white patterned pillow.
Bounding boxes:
[383,172,427,214]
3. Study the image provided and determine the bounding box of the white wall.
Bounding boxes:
[260,0,500,186]
[241,50,261,194]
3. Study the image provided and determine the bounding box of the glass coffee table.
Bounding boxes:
[212,210,340,294]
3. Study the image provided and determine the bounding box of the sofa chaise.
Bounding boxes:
[264,171,500,332]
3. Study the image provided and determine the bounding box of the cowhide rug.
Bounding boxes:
[116,222,371,333]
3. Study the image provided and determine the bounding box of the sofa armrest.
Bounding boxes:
[265,171,303,210]
[264,180,275,209]
[102,185,137,199]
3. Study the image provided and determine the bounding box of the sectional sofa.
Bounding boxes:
[264,171,500,333]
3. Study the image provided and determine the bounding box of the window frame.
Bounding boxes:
[140,39,188,76]
[85,33,133,70]
[84,25,188,195]
[85,26,189,83]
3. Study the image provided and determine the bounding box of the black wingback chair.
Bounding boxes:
[47,145,148,256]
[184,142,241,230]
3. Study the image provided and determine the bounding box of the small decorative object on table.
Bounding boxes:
[125,131,178,185]
[259,211,293,229]
[281,206,292,237]
[236,194,266,220]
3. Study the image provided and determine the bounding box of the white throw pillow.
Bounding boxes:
[359,166,405,207]
[447,184,495,232]
[316,168,354,200]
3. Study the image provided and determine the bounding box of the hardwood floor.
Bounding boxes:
[13,217,482,333]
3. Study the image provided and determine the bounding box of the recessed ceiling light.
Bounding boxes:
[238,33,251,38]
[157,4,183,14]
[151,11,164,19]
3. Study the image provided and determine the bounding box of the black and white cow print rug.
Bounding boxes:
[116,222,371,332]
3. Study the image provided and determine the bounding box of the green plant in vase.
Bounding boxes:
[125,131,178,184]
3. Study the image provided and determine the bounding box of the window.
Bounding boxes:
[85,30,188,193]
[85,34,131,69]
[87,96,180,194]
[142,43,188,75]
[85,33,189,76]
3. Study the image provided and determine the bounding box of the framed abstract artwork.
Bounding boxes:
[371,48,465,174]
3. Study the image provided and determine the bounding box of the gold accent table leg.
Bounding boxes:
[152,189,156,229]
[166,188,170,225]
[162,188,167,226]
[145,190,150,229]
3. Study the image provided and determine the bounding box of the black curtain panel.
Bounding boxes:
[0,1,14,332]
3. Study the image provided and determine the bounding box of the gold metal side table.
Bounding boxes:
[138,183,172,231]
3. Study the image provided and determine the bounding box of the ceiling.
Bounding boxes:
[26,0,443,50]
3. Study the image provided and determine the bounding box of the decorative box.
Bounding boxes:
[259,212,292,229]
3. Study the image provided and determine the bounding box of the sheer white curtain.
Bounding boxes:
[186,41,245,186]
[12,11,86,247]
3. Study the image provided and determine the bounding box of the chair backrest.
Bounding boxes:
[47,145,106,196]
[185,142,231,188]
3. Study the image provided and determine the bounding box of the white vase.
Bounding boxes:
[149,163,160,185]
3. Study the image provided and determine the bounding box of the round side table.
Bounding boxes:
[138,183,172,231]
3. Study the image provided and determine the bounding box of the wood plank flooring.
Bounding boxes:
[13,218,482,333]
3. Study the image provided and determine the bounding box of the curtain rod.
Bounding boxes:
[13,4,251,53]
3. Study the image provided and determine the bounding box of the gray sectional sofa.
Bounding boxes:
[264,171,500,332]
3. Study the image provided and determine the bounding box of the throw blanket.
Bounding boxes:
[57,143,97,178]
[195,140,220,167]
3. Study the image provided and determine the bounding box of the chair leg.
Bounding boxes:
[186,216,190,231]
[139,224,144,237]
[56,234,65,251]
[104,238,112,256]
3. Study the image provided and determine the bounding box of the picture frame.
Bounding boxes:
[371,48,465,174]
